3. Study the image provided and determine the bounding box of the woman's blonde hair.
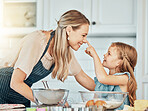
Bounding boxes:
[111,42,137,106]
[51,10,90,82]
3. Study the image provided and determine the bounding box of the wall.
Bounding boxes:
[0,36,23,58]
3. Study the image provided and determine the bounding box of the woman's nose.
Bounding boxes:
[104,53,106,57]
[83,38,87,43]
[83,37,87,41]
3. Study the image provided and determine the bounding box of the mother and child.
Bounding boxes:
[0,10,137,110]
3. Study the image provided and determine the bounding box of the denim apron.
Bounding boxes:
[0,31,55,107]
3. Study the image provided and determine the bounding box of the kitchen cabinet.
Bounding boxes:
[91,0,136,36]
[43,0,91,30]
[44,0,136,36]
[0,0,136,36]
[0,0,44,36]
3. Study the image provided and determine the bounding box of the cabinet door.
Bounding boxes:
[91,0,136,36]
[43,0,91,30]
[0,0,44,36]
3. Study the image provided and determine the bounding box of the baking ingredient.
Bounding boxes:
[104,101,122,109]
[86,100,106,107]
[86,99,122,109]
[95,100,106,107]
[123,105,134,111]
[86,100,95,107]
[34,89,65,104]
[134,100,148,110]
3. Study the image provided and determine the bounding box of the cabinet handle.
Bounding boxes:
[92,21,96,25]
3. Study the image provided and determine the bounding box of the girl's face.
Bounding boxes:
[103,46,121,70]
[68,24,89,51]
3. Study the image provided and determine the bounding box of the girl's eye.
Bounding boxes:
[108,52,111,55]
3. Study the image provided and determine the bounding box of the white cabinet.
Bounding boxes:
[43,0,91,30]
[90,0,136,36]
[0,0,44,36]
[0,0,136,36]
[44,0,136,36]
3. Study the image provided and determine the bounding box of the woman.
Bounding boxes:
[0,10,95,107]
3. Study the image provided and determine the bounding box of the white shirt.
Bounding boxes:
[0,30,81,79]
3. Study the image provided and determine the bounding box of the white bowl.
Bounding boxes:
[33,88,69,106]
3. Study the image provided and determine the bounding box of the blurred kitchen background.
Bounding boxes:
[0,0,147,105]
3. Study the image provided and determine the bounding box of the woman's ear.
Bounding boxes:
[66,25,72,36]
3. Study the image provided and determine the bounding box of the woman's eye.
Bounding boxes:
[82,35,86,37]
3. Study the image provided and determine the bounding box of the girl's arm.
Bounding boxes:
[74,69,96,91]
[10,68,34,102]
[85,41,128,86]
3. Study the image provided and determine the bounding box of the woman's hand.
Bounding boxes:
[10,68,35,102]
[84,40,97,58]
[75,69,96,91]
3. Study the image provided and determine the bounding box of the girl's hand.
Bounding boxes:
[84,40,97,57]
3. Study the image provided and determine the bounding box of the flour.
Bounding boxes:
[104,101,122,109]
[34,90,65,105]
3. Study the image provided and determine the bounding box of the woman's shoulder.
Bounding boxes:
[20,30,47,46]
[24,30,46,40]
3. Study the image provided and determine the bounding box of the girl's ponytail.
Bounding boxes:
[111,42,137,106]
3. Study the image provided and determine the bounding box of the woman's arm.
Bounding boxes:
[10,68,34,102]
[74,69,96,91]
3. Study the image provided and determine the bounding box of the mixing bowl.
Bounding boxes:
[32,88,69,106]
[79,91,128,110]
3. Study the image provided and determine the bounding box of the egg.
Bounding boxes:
[94,100,106,107]
[86,100,95,107]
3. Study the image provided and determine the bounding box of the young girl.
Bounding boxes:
[85,41,137,110]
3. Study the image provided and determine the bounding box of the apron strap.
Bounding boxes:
[40,31,55,60]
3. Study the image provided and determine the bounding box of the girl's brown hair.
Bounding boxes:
[52,10,90,82]
[111,42,137,106]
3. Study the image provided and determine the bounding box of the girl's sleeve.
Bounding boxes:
[14,32,45,79]
[114,72,130,80]
[68,50,82,76]
[94,77,110,91]
[124,72,130,80]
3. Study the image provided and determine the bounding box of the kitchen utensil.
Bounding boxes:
[79,91,128,110]
[42,81,49,89]
[33,88,69,107]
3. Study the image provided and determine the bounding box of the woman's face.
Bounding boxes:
[68,24,89,51]
[102,46,121,70]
